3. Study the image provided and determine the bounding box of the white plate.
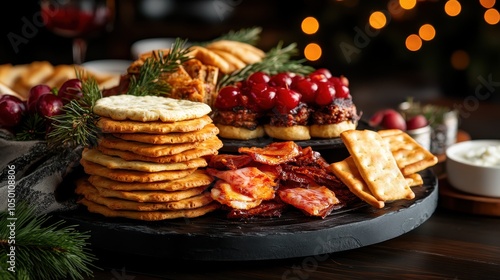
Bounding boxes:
[131,38,178,59]
[82,59,132,75]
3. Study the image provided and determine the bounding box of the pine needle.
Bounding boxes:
[216,41,315,91]
[0,202,98,280]
[205,26,262,45]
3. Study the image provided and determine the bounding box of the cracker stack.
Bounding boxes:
[329,129,438,209]
[76,95,223,221]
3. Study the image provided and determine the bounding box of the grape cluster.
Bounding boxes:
[214,68,351,114]
[0,78,82,137]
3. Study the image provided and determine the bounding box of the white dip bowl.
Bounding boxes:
[446,140,500,197]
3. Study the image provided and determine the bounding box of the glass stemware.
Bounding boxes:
[40,0,115,64]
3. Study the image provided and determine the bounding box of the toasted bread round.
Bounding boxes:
[215,123,265,140]
[309,120,357,138]
[263,125,311,141]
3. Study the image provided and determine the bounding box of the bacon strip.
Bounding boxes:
[278,186,340,218]
[207,167,276,200]
[239,141,300,165]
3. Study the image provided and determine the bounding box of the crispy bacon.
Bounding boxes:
[211,181,262,210]
[238,141,300,165]
[278,186,340,218]
[226,200,289,219]
[206,167,276,200]
[292,146,330,169]
[208,154,253,170]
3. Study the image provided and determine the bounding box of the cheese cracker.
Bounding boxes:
[97,115,213,134]
[329,157,385,208]
[340,129,415,202]
[112,123,219,144]
[378,129,438,176]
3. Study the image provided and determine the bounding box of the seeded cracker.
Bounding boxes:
[340,130,415,202]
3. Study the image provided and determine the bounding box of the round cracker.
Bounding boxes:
[76,179,210,203]
[93,95,212,122]
[82,148,207,172]
[97,115,213,134]
[188,46,232,74]
[96,136,223,163]
[98,135,199,157]
[88,171,213,192]
[112,123,219,144]
[78,198,220,221]
[80,159,196,182]
[88,169,214,191]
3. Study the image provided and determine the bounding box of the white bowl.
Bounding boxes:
[446,140,500,197]
[82,59,132,75]
[131,38,177,59]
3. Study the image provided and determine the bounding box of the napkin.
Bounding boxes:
[0,129,82,214]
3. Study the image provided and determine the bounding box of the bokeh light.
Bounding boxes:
[484,8,500,25]
[419,24,436,41]
[399,0,417,10]
[480,0,496,9]
[451,50,470,70]
[444,0,461,17]
[304,43,322,61]
[405,34,422,51]
[301,17,320,35]
[369,11,387,29]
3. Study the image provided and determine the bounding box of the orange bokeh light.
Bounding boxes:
[419,24,436,41]
[399,0,417,10]
[451,50,470,70]
[405,34,422,51]
[301,17,319,35]
[484,8,500,25]
[444,0,461,17]
[480,0,496,9]
[304,43,322,61]
[369,11,387,29]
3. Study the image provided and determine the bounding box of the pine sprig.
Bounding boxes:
[46,75,102,149]
[0,202,98,280]
[206,26,262,45]
[14,113,46,141]
[216,41,315,91]
[127,38,192,97]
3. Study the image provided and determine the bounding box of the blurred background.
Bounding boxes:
[1,0,499,138]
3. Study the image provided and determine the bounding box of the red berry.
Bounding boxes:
[252,86,277,111]
[36,94,64,118]
[269,72,293,88]
[329,77,350,99]
[275,88,301,114]
[292,77,318,104]
[214,86,242,110]
[311,68,333,79]
[246,71,270,86]
[28,84,52,113]
[314,82,336,106]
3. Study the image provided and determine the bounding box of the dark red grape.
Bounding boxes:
[0,99,24,128]
[36,94,64,118]
[58,78,82,103]
[0,95,26,111]
[406,114,428,130]
[28,84,52,113]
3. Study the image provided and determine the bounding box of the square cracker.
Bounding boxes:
[378,129,438,176]
[329,157,384,208]
[340,129,415,202]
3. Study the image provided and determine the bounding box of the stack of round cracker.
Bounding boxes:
[77,95,223,221]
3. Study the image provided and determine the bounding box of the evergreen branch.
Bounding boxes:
[14,113,46,141]
[216,42,315,91]
[46,76,102,149]
[212,26,262,45]
[0,202,98,280]
[126,38,192,97]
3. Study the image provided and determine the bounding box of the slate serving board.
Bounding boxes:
[57,169,438,261]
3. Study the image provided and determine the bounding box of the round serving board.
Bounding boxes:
[439,177,500,216]
[57,169,438,261]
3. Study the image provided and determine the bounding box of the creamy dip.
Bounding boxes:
[462,145,500,167]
